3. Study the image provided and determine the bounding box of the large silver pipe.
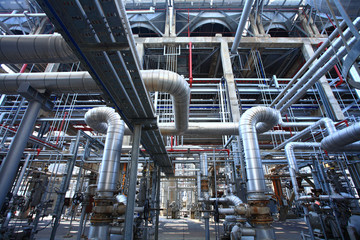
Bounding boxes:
[275,17,360,110]
[239,106,279,200]
[141,70,190,134]
[0,34,78,64]
[280,37,357,112]
[0,70,190,133]
[275,118,336,150]
[84,107,125,198]
[269,20,347,107]
[200,153,208,177]
[285,142,321,199]
[231,0,255,54]
[321,122,360,152]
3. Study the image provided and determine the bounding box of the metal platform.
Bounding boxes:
[36,0,173,175]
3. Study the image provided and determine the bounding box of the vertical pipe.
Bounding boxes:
[204,212,210,240]
[124,124,142,240]
[0,100,42,210]
[12,154,31,196]
[51,130,81,240]
[155,166,161,240]
[188,9,193,88]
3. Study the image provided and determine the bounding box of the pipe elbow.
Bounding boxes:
[84,107,123,134]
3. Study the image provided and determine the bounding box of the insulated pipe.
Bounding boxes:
[84,107,125,198]
[275,17,360,110]
[0,70,190,134]
[231,0,255,54]
[285,142,321,199]
[279,37,357,112]
[141,70,190,134]
[225,194,243,206]
[239,106,280,200]
[275,118,336,150]
[0,34,78,64]
[269,20,347,107]
[321,122,360,152]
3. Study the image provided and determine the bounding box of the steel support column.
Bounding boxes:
[220,39,246,199]
[124,124,142,240]
[0,85,50,208]
[154,166,161,240]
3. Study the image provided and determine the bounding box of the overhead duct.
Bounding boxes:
[275,117,336,150]
[0,34,78,64]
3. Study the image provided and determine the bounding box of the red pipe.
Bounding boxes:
[170,135,174,150]
[55,112,68,145]
[188,9,193,88]
[20,64,28,73]
[0,124,58,149]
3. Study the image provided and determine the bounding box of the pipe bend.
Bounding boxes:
[84,107,122,134]
[84,107,125,197]
[239,106,280,200]
[140,69,190,134]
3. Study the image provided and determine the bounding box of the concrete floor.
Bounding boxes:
[32,216,308,239]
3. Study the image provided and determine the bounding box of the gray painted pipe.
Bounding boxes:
[321,122,360,152]
[84,107,125,198]
[0,100,42,210]
[275,17,360,110]
[239,106,279,201]
[231,0,255,54]
[0,34,78,64]
[0,69,190,134]
[285,142,321,200]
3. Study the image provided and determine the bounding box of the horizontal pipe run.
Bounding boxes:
[275,118,336,150]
